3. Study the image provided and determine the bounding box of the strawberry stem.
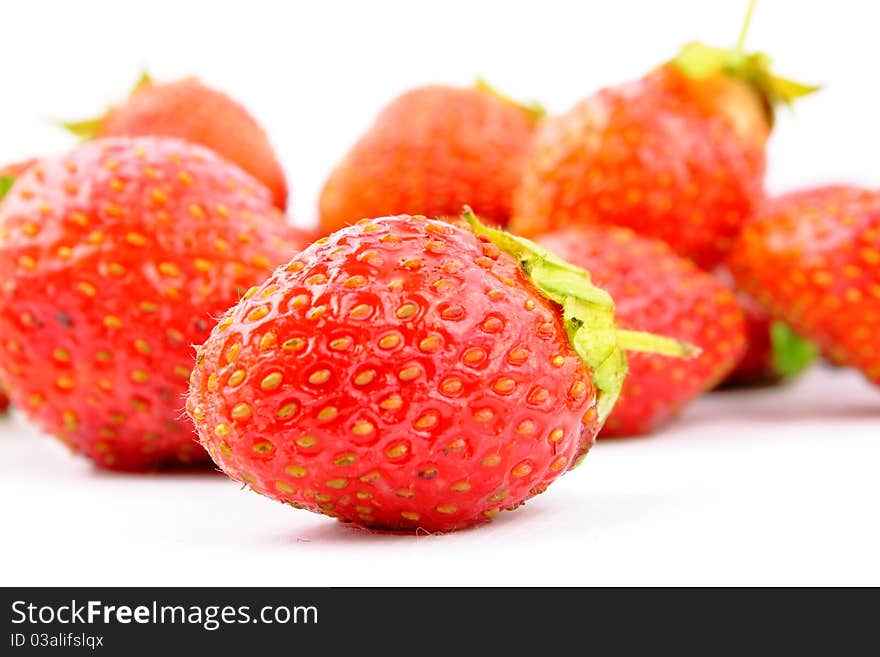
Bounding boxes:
[671,0,818,128]
[735,0,757,52]
[463,208,697,424]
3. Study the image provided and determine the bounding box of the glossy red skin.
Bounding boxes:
[318,86,536,233]
[0,137,307,470]
[730,186,880,384]
[188,215,599,533]
[537,227,746,437]
[98,78,288,209]
[513,66,767,269]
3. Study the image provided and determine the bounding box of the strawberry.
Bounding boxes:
[64,75,288,209]
[0,159,37,183]
[186,212,693,532]
[511,8,815,268]
[537,226,746,437]
[729,186,880,384]
[318,82,541,233]
[715,268,816,386]
[0,159,36,414]
[0,136,308,470]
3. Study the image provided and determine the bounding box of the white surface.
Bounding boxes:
[1,1,879,586]
[1,366,878,587]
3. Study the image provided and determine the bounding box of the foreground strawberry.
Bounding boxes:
[318,83,540,233]
[511,11,814,268]
[715,269,816,386]
[730,186,880,384]
[0,136,308,469]
[537,227,745,436]
[187,212,693,532]
[64,75,288,209]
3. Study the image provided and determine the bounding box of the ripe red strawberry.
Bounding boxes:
[729,186,880,384]
[187,212,693,532]
[318,83,540,233]
[715,268,816,386]
[537,226,746,437]
[0,159,36,414]
[0,136,308,470]
[65,75,288,209]
[512,19,814,268]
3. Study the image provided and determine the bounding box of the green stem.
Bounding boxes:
[671,0,817,128]
[735,0,757,52]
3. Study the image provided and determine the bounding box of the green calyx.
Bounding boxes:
[671,42,818,128]
[59,70,154,142]
[0,176,14,201]
[770,321,817,379]
[670,1,818,127]
[131,69,154,93]
[463,209,698,424]
[474,79,546,123]
[60,117,103,141]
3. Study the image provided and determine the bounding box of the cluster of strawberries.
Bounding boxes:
[0,16,877,534]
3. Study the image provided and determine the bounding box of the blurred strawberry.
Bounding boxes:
[716,268,816,386]
[513,6,815,268]
[0,159,36,183]
[0,159,36,414]
[537,226,745,437]
[64,74,288,209]
[730,186,880,385]
[0,137,308,469]
[319,82,541,233]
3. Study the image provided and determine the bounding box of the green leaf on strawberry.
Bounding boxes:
[770,321,817,379]
[60,117,103,141]
[474,78,546,123]
[671,0,818,127]
[0,176,14,200]
[672,42,819,127]
[61,71,154,142]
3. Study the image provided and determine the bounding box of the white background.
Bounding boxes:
[1,0,878,586]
